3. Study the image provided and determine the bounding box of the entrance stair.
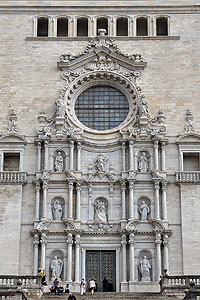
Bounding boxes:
[41,292,180,300]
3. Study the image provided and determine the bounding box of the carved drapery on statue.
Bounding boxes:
[139,201,150,221]
[51,256,63,280]
[139,256,151,282]
[52,199,63,221]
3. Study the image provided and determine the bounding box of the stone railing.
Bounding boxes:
[183,282,200,300]
[0,290,27,300]
[0,172,27,184]
[176,172,200,183]
[0,276,41,298]
[160,273,200,295]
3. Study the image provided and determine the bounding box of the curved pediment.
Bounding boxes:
[0,133,27,144]
[126,219,165,233]
[176,133,200,144]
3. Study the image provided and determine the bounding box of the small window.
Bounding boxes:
[77,18,88,36]
[57,18,68,37]
[156,17,168,36]
[3,153,20,171]
[136,18,148,36]
[37,17,48,37]
[117,18,128,36]
[183,153,200,171]
[97,18,108,35]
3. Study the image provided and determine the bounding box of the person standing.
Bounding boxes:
[80,278,86,296]
[102,277,108,292]
[54,278,59,295]
[89,278,96,295]
[68,293,77,300]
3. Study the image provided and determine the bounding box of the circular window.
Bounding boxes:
[74,86,129,130]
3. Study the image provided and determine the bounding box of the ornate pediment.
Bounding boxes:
[177,109,200,143]
[126,219,166,233]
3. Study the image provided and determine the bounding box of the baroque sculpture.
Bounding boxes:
[139,201,150,221]
[95,200,107,223]
[55,151,64,172]
[94,154,107,173]
[53,200,63,221]
[51,256,63,280]
[139,256,151,281]
[138,152,149,172]
[55,97,66,118]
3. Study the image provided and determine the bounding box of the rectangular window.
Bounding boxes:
[3,153,20,171]
[183,152,200,171]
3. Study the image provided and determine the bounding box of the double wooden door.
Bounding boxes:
[86,250,116,292]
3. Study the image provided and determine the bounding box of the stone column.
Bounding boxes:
[74,235,80,283]
[129,141,134,171]
[35,181,40,220]
[41,233,47,271]
[88,184,93,221]
[81,248,86,279]
[67,233,73,281]
[153,139,159,170]
[129,181,134,220]
[129,233,135,282]
[154,181,160,220]
[76,182,81,220]
[163,235,169,272]
[69,140,74,171]
[161,142,166,171]
[155,233,162,281]
[122,142,126,172]
[121,235,127,283]
[162,182,168,220]
[121,181,126,220]
[33,234,39,275]
[68,181,73,219]
[42,180,48,218]
[44,140,49,170]
[36,141,42,171]
[109,184,114,221]
[77,142,81,171]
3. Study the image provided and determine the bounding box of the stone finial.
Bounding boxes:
[184,109,194,133]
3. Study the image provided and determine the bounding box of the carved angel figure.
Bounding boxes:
[95,200,107,223]
[37,219,50,231]
[139,256,151,281]
[55,151,64,172]
[51,256,63,279]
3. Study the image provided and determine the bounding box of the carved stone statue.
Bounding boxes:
[55,151,64,172]
[95,200,107,223]
[53,200,63,221]
[139,256,151,281]
[139,97,149,117]
[37,218,50,231]
[55,97,66,118]
[138,152,149,172]
[95,154,107,173]
[51,256,63,279]
[139,201,150,221]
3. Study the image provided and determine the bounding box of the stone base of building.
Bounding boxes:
[121,281,129,292]
[129,281,160,293]
[72,282,80,293]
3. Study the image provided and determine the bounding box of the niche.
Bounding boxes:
[57,18,68,36]
[136,18,148,36]
[137,197,151,221]
[156,17,168,36]
[136,150,150,172]
[94,197,108,223]
[97,18,108,35]
[137,250,152,282]
[37,17,48,37]
[49,250,64,280]
[77,18,88,36]
[116,18,128,36]
[3,153,20,171]
[183,152,200,171]
[53,149,66,172]
[51,197,65,221]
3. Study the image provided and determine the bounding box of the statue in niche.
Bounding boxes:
[51,256,63,280]
[139,256,151,281]
[138,152,149,172]
[94,154,107,173]
[95,200,107,223]
[53,199,63,221]
[55,97,66,118]
[138,97,149,118]
[139,201,150,221]
[55,151,64,172]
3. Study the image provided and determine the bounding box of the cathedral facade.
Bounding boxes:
[0,0,200,293]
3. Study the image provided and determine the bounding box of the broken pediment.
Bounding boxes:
[176,133,200,144]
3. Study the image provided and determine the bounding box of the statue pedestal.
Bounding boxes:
[129,282,160,293]
[121,281,128,292]
[73,282,80,293]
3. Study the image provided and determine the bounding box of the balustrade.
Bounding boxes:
[176,172,200,183]
[0,276,41,288]
[0,172,27,184]
[160,275,200,294]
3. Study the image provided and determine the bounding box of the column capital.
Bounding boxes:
[70,140,75,147]
[67,233,73,245]
[42,180,48,190]
[44,140,49,146]
[162,181,168,191]
[129,180,134,190]
[129,233,135,245]
[36,141,42,148]
[163,234,169,247]
[129,140,134,147]
[75,234,81,246]
[109,184,114,194]
[77,142,81,150]
[154,181,160,190]
[121,180,126,190]
[34,180,40,190]
[68,181,74,188]
[33,234,39,246]
[76,183,81,191]
[122,141,126,149]
[121,234,127,246]
[155,233,162,246]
